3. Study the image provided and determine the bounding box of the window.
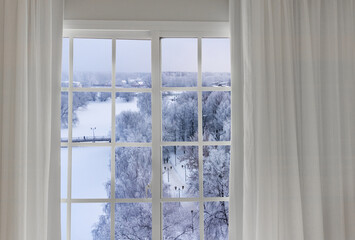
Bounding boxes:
[61,27,231,240]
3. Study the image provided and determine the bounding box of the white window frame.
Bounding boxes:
[62,20,231,240]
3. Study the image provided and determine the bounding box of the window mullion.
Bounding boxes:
[151,32,162,240]
[197,37,204,240]
[110,38,116,240]
[67,36,74,240]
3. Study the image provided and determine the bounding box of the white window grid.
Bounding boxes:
[61,28,231,240]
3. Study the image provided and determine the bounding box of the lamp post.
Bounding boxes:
[90,127,96,141]
[174,185,184,198]
[181,164,187,182]
[175,149,177,166]
[175,185,184,207]
[172,95,178,165]
[164,166,172,182]
[191,210,194,233]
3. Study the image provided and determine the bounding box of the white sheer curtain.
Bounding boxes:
[0,0,63,239]
[229,0,355,240]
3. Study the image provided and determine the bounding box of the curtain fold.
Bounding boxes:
[229,0,355,240]
[0,0,63,240]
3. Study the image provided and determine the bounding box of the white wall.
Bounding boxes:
[64,0,229,22]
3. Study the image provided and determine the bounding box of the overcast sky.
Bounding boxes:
[62,37,230,74]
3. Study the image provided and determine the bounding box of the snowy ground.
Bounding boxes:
[72,100,111,138]
[61,97,138,140]
[163,161,185,198]
[162,152,198,199]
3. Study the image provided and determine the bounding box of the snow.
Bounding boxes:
[61,97,139,140]
[115,96,139,114]
[163,162,185,197]
[72,100,111,138]
[71,147,111,199]
[163,152,198,199]
[71,203,108,240]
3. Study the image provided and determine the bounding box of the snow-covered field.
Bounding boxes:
[61,97,138,140]
[72,100,111,138]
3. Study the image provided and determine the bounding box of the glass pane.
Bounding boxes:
[115,203,152,239]
[163,202,199,240]
[162,146,199,198]
[61,92,68,142]
[203,146,230,197]
[72,203,110,240]
[72,92,111,142]
[61,203,67,240]
[202,38,231,87]
[61,147,68,199]
[62,38,69,87]
[161,38,198,87]
[204,201,229,240]
[162,91,198,142]
[115,92,151,142]
[73,38,112,87]
[202,91,231,141]
[72,147,111,199]
[115,147,152,198]
[116,40,151,88]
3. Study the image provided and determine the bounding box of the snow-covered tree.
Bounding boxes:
[204,201,229,240]
[116,111,152,142]
[73,72,111,87]
[88,73,231,240]
[203,146,230,197]
[115,203,152,240]
[92,204,111,240]
[202,72,231,87]
[61,92,69,128]
[115,93,151,142]
[162,91,198,142]
[162,72,197,87]
[202,91,231,141]
[115,147,152,198]
[93,93,153,239]
[163,202,199,240]
[93,147,153,240]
